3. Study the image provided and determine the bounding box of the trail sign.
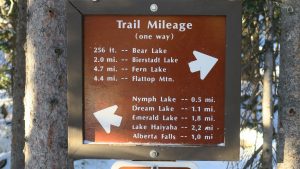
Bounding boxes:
[67,0,241,161]
[111,161,198,169]
[85,15,226,145]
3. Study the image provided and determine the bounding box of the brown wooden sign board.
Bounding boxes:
[84,15,226,145]
[67,0,241,161]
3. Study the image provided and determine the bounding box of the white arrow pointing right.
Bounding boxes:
[93,105,122,134]
[188,50,218,80]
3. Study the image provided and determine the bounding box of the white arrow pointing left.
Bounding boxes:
[93,105,122,134]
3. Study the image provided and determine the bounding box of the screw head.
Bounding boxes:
[150,4,158,13]
[150,150,159,158]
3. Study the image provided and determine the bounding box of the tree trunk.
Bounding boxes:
[262,43,274,169]
[262,47,273,169]
[262,1,274,169]
[11,0,26,168]
[24,0,68,168]
[278,0,300,168]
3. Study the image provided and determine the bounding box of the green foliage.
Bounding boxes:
[0,69,10,90]
[0,0,15,92]
[241,0,280,129]
[239,0,281,168]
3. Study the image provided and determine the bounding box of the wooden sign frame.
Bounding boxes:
[67,0,241,160]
